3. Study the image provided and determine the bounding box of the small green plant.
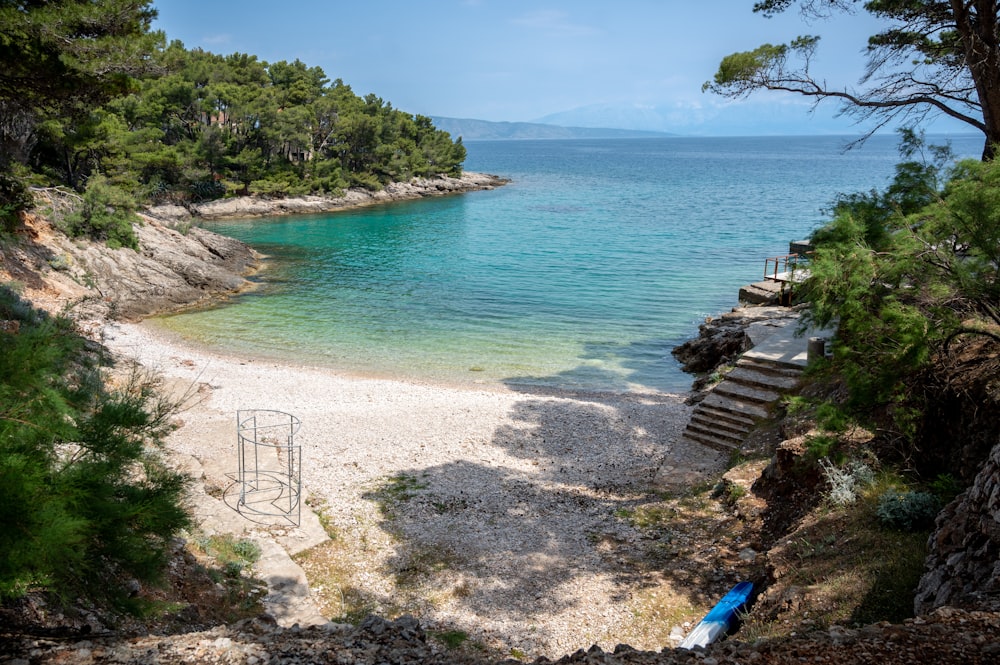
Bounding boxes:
[373,473,429,519]
[814,402,850,432]
[929,474,962,503]
[430,629,469,649]
[306,496,338,539]
[48,253,72,272]
[194,534,262,578]
[804,433,839,460]
[782,395,815,416]
[876,489,941,531]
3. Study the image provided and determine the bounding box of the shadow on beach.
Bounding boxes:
[358,387,734,654]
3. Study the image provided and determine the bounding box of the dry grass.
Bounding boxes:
[744,475,931,639]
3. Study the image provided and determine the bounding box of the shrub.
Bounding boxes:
[0,172,33,233]
[804,433,838,460]
[63,174,140,249]
[0,287,190,607]
[249,177,293,198]
[876,489,941,531]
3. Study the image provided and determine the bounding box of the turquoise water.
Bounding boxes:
[156,134,984,393]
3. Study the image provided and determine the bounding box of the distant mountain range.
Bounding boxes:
[533,101,867,136]
[429,116,675,141]
[434,100,974,140]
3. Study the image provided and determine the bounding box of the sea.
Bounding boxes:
[153,134,985,394]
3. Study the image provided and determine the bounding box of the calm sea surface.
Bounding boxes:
[155,134,983,393]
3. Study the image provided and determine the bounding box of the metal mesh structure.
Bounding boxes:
[236,410,302,526]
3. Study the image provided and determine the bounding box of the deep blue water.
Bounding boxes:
[155,134,984,394]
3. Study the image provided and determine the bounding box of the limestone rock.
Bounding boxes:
[672,306,803,374]
[191,172,508,220]
[915,440,1000,614]
[0,211,259,322]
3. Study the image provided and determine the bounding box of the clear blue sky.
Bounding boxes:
[151,1,957,133]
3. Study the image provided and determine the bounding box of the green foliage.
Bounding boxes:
[0,172,33,233]
[1,3,465,216]
[194,534,261,579]
[710,2,1000,156]
[803,433,838,460]
[429,629,471,649]
[63,175,140,249]
[0,287,190,607]
[802,132,1000,440]
[876,489,941,531]
[929,474,962,503]
[814,402,849,433]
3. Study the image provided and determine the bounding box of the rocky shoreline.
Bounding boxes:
[1,171,507,323]
[148,172,509,222]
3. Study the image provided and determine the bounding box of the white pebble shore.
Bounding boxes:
[101,321,724,658]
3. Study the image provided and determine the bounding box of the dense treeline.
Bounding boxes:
[0,0,465,243]
[39,42,467,202]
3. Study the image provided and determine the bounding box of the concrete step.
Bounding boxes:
[701,392,772,420]
[735,356,804,379]
[738,281,785,305]
[724,365,801,392]
[712,380,782,405]
[685,420,744,445]
[694,403,757,430]
[690,411,752,438]
[681,430,740,452]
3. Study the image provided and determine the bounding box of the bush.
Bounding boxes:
[876,489,941,531]
[63,175,140,249]
[0,287,190,607]
[0,172,33,233]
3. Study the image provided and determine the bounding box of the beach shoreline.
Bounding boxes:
[101,318,726,657]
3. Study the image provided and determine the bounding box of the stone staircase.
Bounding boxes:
[681,356,804,452]
[678,316,834,453]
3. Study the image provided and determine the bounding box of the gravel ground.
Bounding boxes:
[99,322,727,658]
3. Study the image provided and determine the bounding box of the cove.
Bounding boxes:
[153,134,983,394]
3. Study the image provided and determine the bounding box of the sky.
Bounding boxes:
[150,1,969,135]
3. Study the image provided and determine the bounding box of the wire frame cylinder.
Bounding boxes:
[236,410,302,526]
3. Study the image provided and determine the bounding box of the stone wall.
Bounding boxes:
[915,440,1000,613]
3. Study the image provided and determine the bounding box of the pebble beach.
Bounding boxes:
[100,320,728,657]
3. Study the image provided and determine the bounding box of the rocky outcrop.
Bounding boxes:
[672,305,805,375]
[915,440,1000,614]
[152,172,509,221]
[0,210,259,322]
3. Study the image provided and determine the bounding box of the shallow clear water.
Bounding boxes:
[155,134,983,393]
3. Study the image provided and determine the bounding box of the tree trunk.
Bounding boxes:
[953,0,1000,160]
